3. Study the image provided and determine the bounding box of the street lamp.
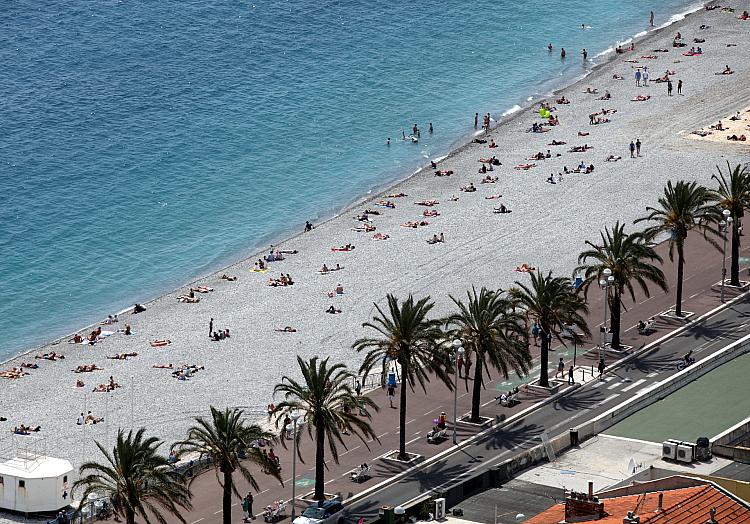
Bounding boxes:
[289,410,301,521]
[599,269,614,362]
[452,339,465,445]
[721,209,733,303]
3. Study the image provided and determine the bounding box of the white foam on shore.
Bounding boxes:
[659,1,706,28]
[503,104,522,117]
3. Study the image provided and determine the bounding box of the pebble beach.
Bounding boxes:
[2,1,750,472]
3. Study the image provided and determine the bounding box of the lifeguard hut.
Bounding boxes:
[0,435,73,514]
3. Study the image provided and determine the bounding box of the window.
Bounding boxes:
[0,476,4,485]
[19,480,25,488]
[63,475,68,483]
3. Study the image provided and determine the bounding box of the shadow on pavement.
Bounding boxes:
[552,388,605,412]
[481,420,544,451]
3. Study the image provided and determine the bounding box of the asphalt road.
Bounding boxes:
[347,296,750,519]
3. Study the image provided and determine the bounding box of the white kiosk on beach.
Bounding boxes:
[0,435,73,514]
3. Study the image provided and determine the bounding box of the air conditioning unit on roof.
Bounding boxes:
[662,439,679,460]
[677,442,695,463]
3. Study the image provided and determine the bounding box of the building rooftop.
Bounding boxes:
[524,484,750,524]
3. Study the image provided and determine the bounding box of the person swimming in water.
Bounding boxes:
[561,47,566,58]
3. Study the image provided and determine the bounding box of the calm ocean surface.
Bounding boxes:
[0,0,698,360]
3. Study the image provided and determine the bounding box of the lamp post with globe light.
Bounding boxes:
[452,339,465,444]
[720,209,733,303]
[289,410,301,521]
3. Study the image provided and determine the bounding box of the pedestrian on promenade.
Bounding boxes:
[598,358,605,378]
[635,69,641,87]
[387,385,396,408]
[355,379,362,397]
[209,317,213,338]
[282,414,291,439]
[677,79,683,94]
[629,140,636,158]
[457,353,464,378]
[667,79,673,96]
[636,138,642,156]
[531,322,540,346]
[557,358,565,378]
[465,355,472,378]
[568,365,575,385]
[243,492,254,521]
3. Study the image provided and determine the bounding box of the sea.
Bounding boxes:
[0,0,702,361]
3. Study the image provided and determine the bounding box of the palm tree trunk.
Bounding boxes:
[539,327,550,387]
[126,507,135,524]
[470,358,483,422]
[610,290,622,349]
[314,418,325,500]
[675,242,685,317]
[222,469,233,524]
[731,222,741,286]
[398,376,407,459]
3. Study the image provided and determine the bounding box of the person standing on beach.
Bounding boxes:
[208,318,213,338]
[582,48,587,61]
[635,69,641,87]
[677,79,683,94]
[629,140,636,158]
[642,69,649,86]
[636,138,642,156]
[474,112,478,128]
[667,79,673,96]
[650,11,655,27]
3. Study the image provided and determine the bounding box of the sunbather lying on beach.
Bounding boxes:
[529,151,551,160]
[640,55,657,59]
[727,134,747,141]
[529,122,550,133]
[485,194,503,200]
[401,221,430,228]
[691,130,712,137]
[612,74,624,80]
[493,204,512,214]
[631,95,651,102]
[331,244,355,252]
[584,87,598,94]
[376,200,396,208]
[73,364,102,373]
[12,424,41,435]
[460,183,477,192]
[488,140,498,148]
[1,368,29,379]
[177,295,200,303]
[569,145,592,152]
[326,305,342,314]
[149,339,171,347]
[715,65,734,75]
[548,140,567,146]
[153,363,174,368]
[514,163,536,170]
[274,326,297,333]
[514,264,536,273]
[479,157,501,165]
[75,379,85,388]
[597,91,611,100]
[434,170,454,177]
[606,155,622,162]
[352,224,376,233]
[740,10,749,19]
[653,48,669,53]
[36,351,64,361]
[556,96,570,104]
[193,286,213,293]
[107,352,138,360]
[386,193,407,198]
[268,274,294,287]
[415,200,439,206]
[373,233,390,240]
[20,362,39,369]
[481,176,498,184]
[319,263,343,273]
[423,209,440,217]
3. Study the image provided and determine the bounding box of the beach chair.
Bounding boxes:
[427,427,448,443]
[350,465,370,482]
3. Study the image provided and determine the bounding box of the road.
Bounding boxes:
[346,296,750,519]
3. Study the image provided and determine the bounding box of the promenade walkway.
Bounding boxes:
[168,232,750,524]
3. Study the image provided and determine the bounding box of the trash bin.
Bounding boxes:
[570,428,579,447]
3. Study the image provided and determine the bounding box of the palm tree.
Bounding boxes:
[711,162,750,286]
[272,356,378,501]
[354,294,452,460]
[446,287,532,422]
[636,180,720,316]
[513,271,590,387]
[574,222,668,349]
[72,428,192,524]
[172,407,282,524]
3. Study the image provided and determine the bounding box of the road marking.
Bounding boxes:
[597,393,620,406]
[406,418,417,425]
[459,392,470,399]
[213,510,222,515]
[647,372,659,378]
[423,407,442,416]
[191,519,205,524]
[621,378,647,392]
[340,445,361,456]
[406,435,422,445]
[606,381,623,390]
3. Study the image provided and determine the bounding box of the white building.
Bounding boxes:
[0,436,73,514]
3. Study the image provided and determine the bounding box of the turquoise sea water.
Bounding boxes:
[0,0,700,360]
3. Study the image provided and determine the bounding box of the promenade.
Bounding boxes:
[168,231,750,524]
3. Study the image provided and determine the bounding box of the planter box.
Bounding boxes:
[380,450,424,465]
[298,491,339,504]
[526,381,562,395]
[458,415,494,428]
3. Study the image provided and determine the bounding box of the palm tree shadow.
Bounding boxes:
[624,350,679,374]
[481,420,544,451]
[552,388,605,412]
[680,317,738,341]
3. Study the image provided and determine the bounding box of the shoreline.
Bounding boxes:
[0,0,713,367]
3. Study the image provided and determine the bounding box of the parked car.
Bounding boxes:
[293,499,346,524]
